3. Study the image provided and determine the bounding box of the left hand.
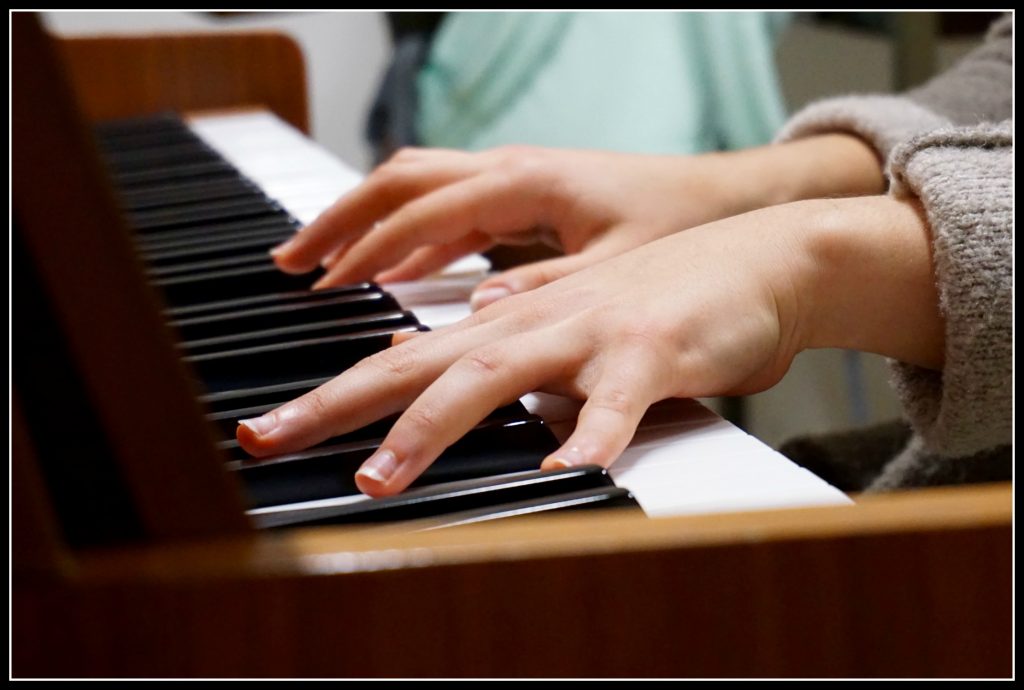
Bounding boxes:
[268,136,885,310]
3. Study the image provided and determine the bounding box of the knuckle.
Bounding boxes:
[390,146,419,163]
[459,347,506,377]
[531,262,570,287]
[361,346,419,378]
[492,145,548,177]
[617,320,675,354]
[368,162,406,193]
[402,404,444,435]
[588,388,635,417]
[295,388,331,420]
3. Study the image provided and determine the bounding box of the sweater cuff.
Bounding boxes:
[775,95,950,162]
[885,122,1013,457]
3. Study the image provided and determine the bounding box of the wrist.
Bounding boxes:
[714,134,886,213]
[797,196,944,369]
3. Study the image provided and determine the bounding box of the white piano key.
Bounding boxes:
[191,110,490,278]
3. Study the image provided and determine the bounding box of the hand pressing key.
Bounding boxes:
[239,196,942,498]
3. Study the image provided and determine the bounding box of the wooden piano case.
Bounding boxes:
[11,13,1012,678]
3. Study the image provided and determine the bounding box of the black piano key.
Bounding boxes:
[153,262,325,307]
[180,311,418,357]
[186,327,413,393]
[163,282,377,321]
[102,141,222,173]
[253,465,617,528]
[234,415,561,508]
[128,197,285,233]
[170,290,400,342]
[200,376,336,413]
[109,159,239,188]
[117,177,259,211]
[147,250,273,278]
[96,127,201,151]
[142,229,295,268]
[134,215,299,253]
[424,486,640,530]
[93,112,190,138]
[139,226,294,261]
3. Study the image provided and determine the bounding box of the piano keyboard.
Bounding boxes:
[97,110,851,528]
[94,113,644,528]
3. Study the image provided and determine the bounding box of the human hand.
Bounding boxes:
[270,135,884,309]
[240,202,824,497]
[241,195,939,498]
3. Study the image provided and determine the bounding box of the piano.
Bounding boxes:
[12,15,1011,678]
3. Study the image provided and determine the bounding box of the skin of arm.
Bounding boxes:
[269,134,884,308]
[238,193,943,497]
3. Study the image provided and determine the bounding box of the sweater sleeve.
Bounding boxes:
[884,122,1013,458]
[775,14,1012,162]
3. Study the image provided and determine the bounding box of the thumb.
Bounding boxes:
[470,254,591,311]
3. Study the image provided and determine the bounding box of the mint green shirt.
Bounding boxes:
[417,12,790,154]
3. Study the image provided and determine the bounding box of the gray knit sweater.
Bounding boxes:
[775,15,1012,491]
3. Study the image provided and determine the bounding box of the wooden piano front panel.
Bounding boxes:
[13,483,1012,677]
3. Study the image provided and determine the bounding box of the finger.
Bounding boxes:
[320,239,353,269]
[235,307,513,456]
[373,232,494,284]
[469,254,592,311]
[383,146,476,165]
[315,170,552,286]
[272,155,481,274]
[355,328,582,497]
[236,327,455,456]
[540,345,668,471]
[391,330,424,346]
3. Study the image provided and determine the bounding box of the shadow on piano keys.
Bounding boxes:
[12,15,1011,678]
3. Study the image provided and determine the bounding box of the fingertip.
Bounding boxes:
[390,330,422,346]
[270,248,313,275]
[236,417,281,457]
[540,456,574,471]
[353,471,389,498]
[541,444,589,471]
[355,448,402,497]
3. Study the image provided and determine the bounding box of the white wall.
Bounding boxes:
[44,10,390,171]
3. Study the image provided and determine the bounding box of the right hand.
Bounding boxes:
[271,135,884,309]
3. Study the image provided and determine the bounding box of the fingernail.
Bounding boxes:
[470,286,511,311]
[269,238,295,257]
[356,448,399,484]
[238,414,278,438]
[545,445,587,469]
